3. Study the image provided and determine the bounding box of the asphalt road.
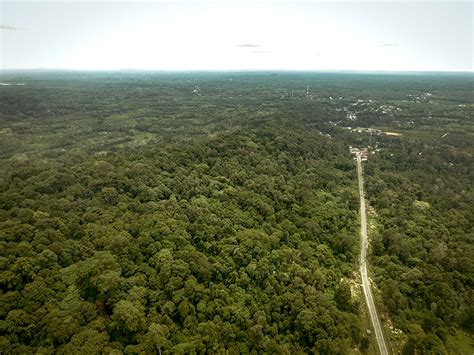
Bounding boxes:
[356,152,389,355]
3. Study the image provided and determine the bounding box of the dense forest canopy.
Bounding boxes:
[0,71,472,353]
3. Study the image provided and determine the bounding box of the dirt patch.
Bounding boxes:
[384,131,402,136]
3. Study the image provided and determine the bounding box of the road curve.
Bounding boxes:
[356,152,389,355]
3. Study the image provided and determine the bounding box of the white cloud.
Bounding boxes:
[235,44,261,48]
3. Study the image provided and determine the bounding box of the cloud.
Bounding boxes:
[380,43,399,47]
[235,43,261,48]
[0,25,17,30]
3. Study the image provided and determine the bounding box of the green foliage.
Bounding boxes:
[0,71,472,352]
[364,114,473,352]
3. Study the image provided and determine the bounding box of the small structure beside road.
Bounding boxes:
[350,147,369,161]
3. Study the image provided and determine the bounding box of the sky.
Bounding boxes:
[0,0,472,71]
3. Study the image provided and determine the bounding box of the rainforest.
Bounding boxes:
[0,71,472,354]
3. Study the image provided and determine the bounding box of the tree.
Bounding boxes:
[112,300,146,333]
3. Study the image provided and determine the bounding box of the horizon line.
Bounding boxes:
[1,68,473,74]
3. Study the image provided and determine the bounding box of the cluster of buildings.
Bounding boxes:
[352,127,383,135]
[349,147,369,161]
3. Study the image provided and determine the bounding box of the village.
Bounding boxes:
[349,146,369,161]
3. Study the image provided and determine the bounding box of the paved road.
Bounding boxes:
[356,152,389,355]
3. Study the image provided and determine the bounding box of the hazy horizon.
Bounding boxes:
[1,68,473,74]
